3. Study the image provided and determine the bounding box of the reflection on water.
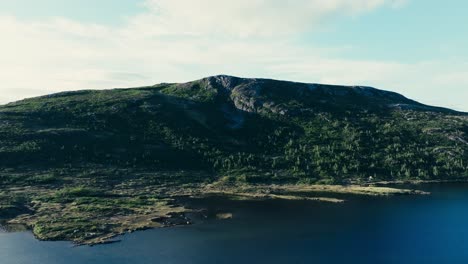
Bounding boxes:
[0,223,27,233]
[1,183,468,264]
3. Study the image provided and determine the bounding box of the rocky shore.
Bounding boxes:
[0,179,430,246]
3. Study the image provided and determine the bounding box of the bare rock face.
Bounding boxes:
[160,75,458,118]
[206,75,242,91]
[171,75,459,116]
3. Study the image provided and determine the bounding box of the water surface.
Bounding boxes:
[2,183,468,264]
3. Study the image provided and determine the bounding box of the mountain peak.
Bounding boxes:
[163,75,455,114]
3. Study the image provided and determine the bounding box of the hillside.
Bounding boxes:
[1,75,467,182]
[0,75,467,244]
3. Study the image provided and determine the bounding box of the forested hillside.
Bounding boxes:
[1,75,466,184]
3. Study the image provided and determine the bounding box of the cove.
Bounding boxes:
[2,183,468,264]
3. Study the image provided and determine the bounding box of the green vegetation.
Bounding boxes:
[2,168,196,245]
[0,75,466,244]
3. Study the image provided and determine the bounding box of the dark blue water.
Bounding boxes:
[2,183,468,264]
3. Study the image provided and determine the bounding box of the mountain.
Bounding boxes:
[1,75,467,245]
[0,75,467,183]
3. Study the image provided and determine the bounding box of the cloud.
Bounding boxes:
[137,0,407,37]
[0,0,467,111]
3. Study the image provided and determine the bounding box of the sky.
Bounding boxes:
[0,0,467,111]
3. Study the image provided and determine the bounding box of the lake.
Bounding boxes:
[2,183,468,264]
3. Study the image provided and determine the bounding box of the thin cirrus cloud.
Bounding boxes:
[0,0,467,111]
[137,0,408,37]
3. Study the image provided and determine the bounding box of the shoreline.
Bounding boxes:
[370,178,468,186]
[1,182,434,246]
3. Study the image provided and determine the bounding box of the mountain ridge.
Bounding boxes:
[151,75,461,113]
[160,75,463,115]
[4,75,463,115]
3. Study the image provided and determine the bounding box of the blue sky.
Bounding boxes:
[307,0,468,62]
[0,0,467,111]
[0,0,144,25]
